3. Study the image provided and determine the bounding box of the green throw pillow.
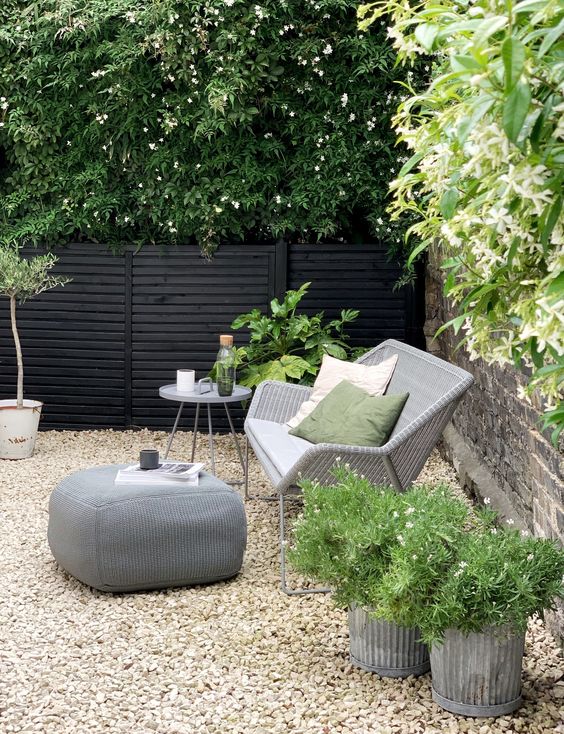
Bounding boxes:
[289,380,409,447]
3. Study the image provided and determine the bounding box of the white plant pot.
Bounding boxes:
[0,399,43,459]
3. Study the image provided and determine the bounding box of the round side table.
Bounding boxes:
[159,383,252,486]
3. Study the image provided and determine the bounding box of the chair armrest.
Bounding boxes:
[246,380,312,424]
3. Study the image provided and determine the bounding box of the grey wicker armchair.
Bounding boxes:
[244,339,474,594]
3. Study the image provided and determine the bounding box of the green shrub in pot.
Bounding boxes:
[415,509,564,645]
[289,468,470,677]
[379,502,564,717]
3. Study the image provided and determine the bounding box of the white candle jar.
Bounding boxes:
[176,369,195,393]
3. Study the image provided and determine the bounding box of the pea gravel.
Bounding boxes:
[0,429,562,734]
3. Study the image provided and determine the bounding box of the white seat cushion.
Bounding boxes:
[246,418,313,478]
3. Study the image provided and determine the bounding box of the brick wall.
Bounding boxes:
[425,250,564,641]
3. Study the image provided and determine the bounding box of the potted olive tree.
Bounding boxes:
[289,469,469,678]
[0,246,70,459]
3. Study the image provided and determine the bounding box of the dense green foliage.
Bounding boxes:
[0,245,69,303]
[359,0,564,442]
[416,507,564,642]
[0,0,411,255]
[290,469,564,644]
[231,282,358,387]
[289,469,470,615]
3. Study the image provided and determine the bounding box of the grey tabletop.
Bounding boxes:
[159,383,252,404]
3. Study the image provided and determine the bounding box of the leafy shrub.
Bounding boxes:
[416,509,564,644]
[290,468,564,644]
[358,0,564,442]
[231,282,358,387]
[0,0,412,255]
[289,468,470,615]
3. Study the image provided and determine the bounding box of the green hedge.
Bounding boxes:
[0,0,411,255]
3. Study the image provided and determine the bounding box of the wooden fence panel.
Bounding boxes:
[0,241,422,429]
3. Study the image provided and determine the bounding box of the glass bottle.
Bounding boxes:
[215,334,236,396]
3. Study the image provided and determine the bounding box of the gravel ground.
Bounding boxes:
[0,429,562,734]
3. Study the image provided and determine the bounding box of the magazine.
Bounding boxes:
[115,461,204,486]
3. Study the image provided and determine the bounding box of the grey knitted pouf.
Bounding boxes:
[48,464,247,592]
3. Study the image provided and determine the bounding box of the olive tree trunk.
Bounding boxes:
[10,295,24,409]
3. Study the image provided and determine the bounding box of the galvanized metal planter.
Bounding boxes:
[348,606,430,678]
[430,627,525,717]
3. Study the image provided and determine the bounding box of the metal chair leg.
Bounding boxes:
[243,434,278,502]
[244,436,249,500]
[279,493,331,596]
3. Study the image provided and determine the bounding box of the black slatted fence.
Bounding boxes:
[0,242,423,430]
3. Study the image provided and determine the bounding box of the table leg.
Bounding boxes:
[207,403,215,475]
[224,403,246,474]
[164,402,184,459]
[190,402,200,462]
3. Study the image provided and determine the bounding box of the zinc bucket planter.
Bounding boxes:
[0,399,43,459]
[430,627,525,717]
[348,606,430,678]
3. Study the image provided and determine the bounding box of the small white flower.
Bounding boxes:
[232,201,240,209]
[526,553,534,562]
[323,44,333,55]
[484,497,491,505]
[138,183,143,188]
[405,521,414,529]
[506,518,515,525]
[341,93,348,107]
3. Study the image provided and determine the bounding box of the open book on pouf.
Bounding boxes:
[115,462,204,486]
